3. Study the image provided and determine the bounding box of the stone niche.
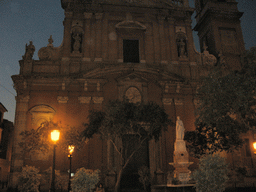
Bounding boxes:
[29,105,56,128]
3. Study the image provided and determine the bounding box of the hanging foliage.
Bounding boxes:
[83,99,173,192]
[185,47,256,156]
[19,121,85,155]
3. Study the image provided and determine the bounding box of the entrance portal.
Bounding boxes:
[120,134,149,191]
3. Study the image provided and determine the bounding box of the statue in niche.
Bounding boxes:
[23,41,35,60]
[176,116,185,140]
[72,33,82,53]
[177,37,187,58]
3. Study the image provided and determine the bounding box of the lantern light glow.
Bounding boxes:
[68,145,75,155]
[51,130,60,142]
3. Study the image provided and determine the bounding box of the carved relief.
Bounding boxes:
[57,96,69,104]
[193,99,201,107]
[117,73,148,102]
[92,97,104,104]
[19,95,30,103]
[78,96,91,104]
[201,42,217,66]
[163,98,173,105]
[174,98,184,105]
[38,36,61,61]
[115,12,146,30]
[125,87,142,103]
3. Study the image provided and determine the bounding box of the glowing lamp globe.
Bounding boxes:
[51,130,60,142]
[68,145,75,155]
[253,142,256,154]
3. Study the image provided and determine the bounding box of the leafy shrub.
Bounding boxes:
[71,168,100,192]
[18,165,41,192]
[192,154,229,192]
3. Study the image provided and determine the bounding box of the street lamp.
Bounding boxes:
[68,145,75,192]
[50,130,60,192]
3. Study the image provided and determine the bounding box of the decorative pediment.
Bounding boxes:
[116,20,146,30]
[117,72,148,84]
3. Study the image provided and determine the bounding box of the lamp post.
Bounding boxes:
[68,145,75,192]
[50,130,60,192]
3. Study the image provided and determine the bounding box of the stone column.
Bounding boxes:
[10,95,30,187]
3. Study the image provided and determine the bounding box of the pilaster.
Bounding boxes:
[10,95,30,187]
[95,13,103,62]
[158,16,167,64]
[63,11,73,57]
[102,13,109,61]
[185,20,196,62]
[152,18,161,63]
[168,18,178,62]
[83,13,92,62]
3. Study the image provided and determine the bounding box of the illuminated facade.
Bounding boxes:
[10,0,255,190]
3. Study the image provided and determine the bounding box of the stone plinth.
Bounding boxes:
[169,140,193,183]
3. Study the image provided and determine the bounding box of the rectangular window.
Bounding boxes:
[123,39,140,63]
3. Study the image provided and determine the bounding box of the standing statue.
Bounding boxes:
[23,41,35,60]
[177,38,187,58]
[176,116,185,140]
[72,33,81,52]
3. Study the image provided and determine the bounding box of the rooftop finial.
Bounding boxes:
[48,35,54,47]
[203,41,208,52]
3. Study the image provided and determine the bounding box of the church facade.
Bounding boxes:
[10,0,255,190]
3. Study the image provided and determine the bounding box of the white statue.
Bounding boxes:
[176,116,185,140]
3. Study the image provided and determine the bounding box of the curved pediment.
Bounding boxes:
[81,65,185,84]
[116,20,146,30]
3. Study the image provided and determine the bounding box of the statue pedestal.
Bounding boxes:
[169,140,193,183]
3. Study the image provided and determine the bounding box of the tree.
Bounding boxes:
[19,121,85,156]
[71,168,100,192]
[185,47,256,156]
[18,165,41,192]
[138,166,151,192]
[83,100,172,192]
[192,154,229,192]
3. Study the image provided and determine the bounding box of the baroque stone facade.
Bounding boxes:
[10,0,254,190]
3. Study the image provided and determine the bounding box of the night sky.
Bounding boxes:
[0,0,255,122]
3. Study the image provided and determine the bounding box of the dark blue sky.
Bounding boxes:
[0,0,255,121]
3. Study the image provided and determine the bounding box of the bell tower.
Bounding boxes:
[194,0,245,69]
